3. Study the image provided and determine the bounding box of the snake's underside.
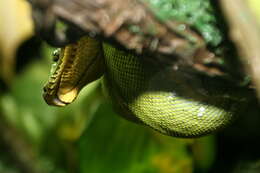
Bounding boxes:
[43,36,249,137]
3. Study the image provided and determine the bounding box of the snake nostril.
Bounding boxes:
[52,48,60,62]
[43,86,47,92]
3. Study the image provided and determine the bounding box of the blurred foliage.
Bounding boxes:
[0,0,260,173]
[0,0,33,83]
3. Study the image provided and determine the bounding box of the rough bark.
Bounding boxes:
[220,0,260,99]
[27,0,259,90]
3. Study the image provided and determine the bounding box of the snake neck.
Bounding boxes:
[102,43,148,123]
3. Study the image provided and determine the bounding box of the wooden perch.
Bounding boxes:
[27,0,253,83]
[28,0,226,73]
[220,0,260,99]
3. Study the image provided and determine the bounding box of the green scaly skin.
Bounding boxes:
[43,36,248,137]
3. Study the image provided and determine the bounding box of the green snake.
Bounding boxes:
[43,36,248,137]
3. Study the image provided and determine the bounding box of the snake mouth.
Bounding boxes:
[43,78,84,106]
[43,86,68,106]
[43,36,104,107]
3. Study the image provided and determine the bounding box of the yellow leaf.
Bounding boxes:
[247,0,260,22]
[0,0,33,83]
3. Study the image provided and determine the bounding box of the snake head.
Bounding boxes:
[43,36,104,106]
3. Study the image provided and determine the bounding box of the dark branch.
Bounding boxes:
[27,0,247,79]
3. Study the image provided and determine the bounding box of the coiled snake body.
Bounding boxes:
[43,36,247,137]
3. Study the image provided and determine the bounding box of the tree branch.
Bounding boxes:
[28,0,249,80]
[220,0,260,99]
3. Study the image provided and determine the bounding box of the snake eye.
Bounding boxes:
[52,48,60,62]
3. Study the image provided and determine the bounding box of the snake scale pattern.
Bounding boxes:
[43,36,248,137]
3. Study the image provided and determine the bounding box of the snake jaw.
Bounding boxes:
[43,72,70,106]
[43,79,81,106]
[43,90,67,106]
[43,84,79,106]
[57,87,79,103]
[43,36,104,106]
